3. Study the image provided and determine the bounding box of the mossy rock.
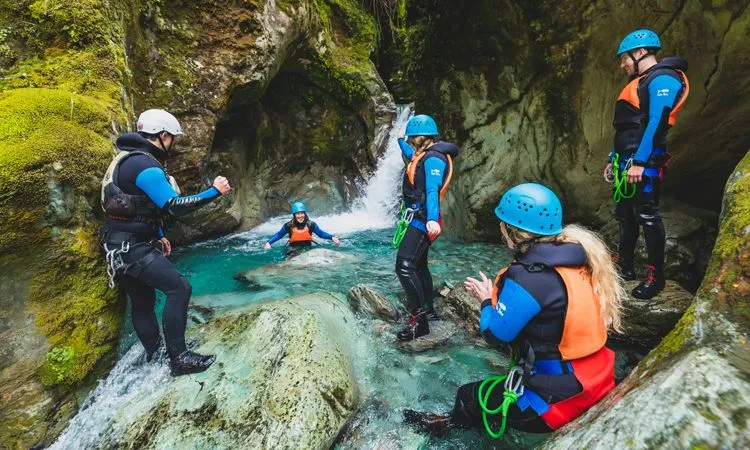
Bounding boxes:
[0,87,114,253]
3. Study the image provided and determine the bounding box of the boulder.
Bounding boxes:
[347,285,400,322]
[396,321,459,353]
[438,285,482,335]
[612,280,694,349]
[53,292,360,450]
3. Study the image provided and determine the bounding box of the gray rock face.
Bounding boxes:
[613,280,694,348]
[347,285,400,322]
[392,1,750,239]
[133,0,396,242]
[106,293,359,449]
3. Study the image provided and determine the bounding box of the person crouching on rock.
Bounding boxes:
[99,109,231,376]
[394,114,458,342]
[404,183,624,437]
[263,202,340,258]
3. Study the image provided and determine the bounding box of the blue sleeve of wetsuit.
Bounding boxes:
[479,278,542,342]
[633,75,682,165]
[156,227,165,239]
[398,138,414,160]
[424,157,447,222]
[267,224,288,245]
[135,167,221,217]
[311,223,333,240]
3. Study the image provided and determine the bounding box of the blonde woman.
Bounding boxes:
[395,114,458,341]
[404,183,624,436]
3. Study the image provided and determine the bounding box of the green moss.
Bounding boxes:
[698,150,750,326]
[640,303,697,370]
[0,88,114,253]
[31,228,121,389]
[308,0,378,104]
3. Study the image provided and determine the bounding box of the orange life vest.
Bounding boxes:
[617,69,690,127]
[288,222,313,243]
[492,264,613,428]
[492,265,607,360]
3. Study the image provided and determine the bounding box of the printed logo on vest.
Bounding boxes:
[657,88,670,97]
[495,301,507,316]
[431,168,441,176]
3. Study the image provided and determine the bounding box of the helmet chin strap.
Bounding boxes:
[156,132,174,158]
[627,49,651,79]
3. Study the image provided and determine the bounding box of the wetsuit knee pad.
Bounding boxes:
[395,257,419,277]
[636,208,662,226]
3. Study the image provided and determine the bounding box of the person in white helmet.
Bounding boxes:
[99,109,231,376]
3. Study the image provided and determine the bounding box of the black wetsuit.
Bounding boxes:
[396,140,458,314]
[100,133,220,359]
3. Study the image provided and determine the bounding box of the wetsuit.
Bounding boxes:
[609,57,689,277]
[267,217,334,257]
[396,138,458,316]
[451,243,615,433]
[99,133,221,359]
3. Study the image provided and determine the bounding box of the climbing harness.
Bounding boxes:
[392,203,415,248]
[611,153,636,203]
[103,241,130,288]
[477,365,524,439]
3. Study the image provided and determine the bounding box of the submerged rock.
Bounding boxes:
[347,285,400,322]
[236,248,356,287]
[396,321,459,353]
[103,293,359,449]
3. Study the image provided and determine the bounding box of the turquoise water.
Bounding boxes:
[115,224,550,449]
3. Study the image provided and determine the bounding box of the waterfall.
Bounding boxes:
[247,106,412,237]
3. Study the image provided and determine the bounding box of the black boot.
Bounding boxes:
[169,350,216,376]
[632,265,665,299]
[614,255,636,281]
[403,409,453,436]
[397,310,430,341]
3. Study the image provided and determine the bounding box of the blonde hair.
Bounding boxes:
[407,135,437,152]
[500,222,625,333]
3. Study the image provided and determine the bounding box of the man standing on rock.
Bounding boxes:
[605,29,690,299]
[99,109,231,376]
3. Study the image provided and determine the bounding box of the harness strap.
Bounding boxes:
[124,247,161,279]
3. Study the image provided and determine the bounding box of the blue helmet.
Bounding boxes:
[404,114,439,137]
[494,183,563,236]
[291,202,306,214]
[617,29,661,57]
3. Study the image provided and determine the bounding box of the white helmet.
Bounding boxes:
[136,109,184,136]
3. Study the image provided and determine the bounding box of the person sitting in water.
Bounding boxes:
[404,183,624,437]
[263,202,340,257]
